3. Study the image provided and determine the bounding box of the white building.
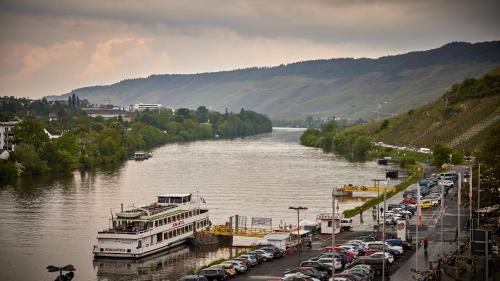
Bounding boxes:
[131,103,163,112]
[316,213,341,235]
[0,121,18,151]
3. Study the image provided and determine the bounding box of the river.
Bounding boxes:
[0,128,389,281]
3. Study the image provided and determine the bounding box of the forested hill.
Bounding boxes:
[54,41,500,120]
[345,68,500,152]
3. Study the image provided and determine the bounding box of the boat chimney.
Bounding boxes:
[121,203,123,212]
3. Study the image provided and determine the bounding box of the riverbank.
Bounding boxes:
[0,104,272,180]
[343,164,422,218]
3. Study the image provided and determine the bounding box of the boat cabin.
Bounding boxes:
[157,194,192,204]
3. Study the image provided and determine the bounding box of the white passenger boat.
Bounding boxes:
[93,193,209,258]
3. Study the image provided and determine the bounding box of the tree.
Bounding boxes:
[432,144,452,167]
[380,119,389,130]
[13,120,49,148]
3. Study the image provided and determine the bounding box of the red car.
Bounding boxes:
[322,246,357,257]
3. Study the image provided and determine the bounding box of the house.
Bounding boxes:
[131,103,162,112]
[0,121,18,151]
[83,108,135,122]
[0,149,9,160]
[44,129,61,140]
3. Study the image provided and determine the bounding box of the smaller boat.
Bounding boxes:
[134,152,149,160]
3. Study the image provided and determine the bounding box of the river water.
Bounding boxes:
[0,128,389,281]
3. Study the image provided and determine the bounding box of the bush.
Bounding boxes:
[11,143,48,175]
[0,160,17,180]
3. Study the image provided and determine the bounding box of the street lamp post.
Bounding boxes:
[289,206,307,268]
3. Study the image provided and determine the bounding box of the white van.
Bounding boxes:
[340,218,353,230]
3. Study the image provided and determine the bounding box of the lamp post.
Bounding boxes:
[289,206,307,268]
[46,265,76,281]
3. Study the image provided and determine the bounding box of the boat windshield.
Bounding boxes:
[111,220,147,233]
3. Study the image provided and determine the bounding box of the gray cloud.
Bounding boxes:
[0,0,499,98]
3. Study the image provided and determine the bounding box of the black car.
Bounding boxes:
[347,257,389,276]
[259,245,285,258]
[197,269,228,281]
[283,268,327,281]
[300,260,333,274]
[178,276,209,281]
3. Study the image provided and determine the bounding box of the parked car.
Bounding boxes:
[232,257,252,268]
[282,275,316,281]
[178,276,209,281]
[283,268,327,281]
[300,260,333,274]
[251,249,274,260]
[258,245,286,258]
[340,270,370,281]
[369,252,394,264]
[420,199,432,209]
[350,264,375,280]
[386,238,412,250]
[346,257,389,276]
[197,268,228,281]
[222,260,247,273]
[237,254,258,266]
[317,257,343,270]
[365,241,403,254]
[438,180,454,187]
[209,265,237,277]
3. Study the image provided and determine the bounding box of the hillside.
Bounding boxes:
[53,41,500,120]
[347,68,500,152]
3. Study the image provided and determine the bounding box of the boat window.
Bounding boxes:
[176,215,180,221]
[155,221,159,227]
[167,216,172,223]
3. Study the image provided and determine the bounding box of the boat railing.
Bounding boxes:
[98,229,148,235]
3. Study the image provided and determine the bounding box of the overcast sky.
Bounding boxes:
[1,0,499,98]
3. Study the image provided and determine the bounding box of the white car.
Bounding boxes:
[318,257,343,269]
[384,211,403,219]
[346,240,366,247]
[252,249,274,260]
[392,208,412,218]
[439,180,454,187]
[370,251,395,264]
[365,241,403,254]
[223,260,247,272]
[284,272,320,281]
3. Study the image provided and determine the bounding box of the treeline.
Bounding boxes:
[0,97,271,179]
[300,120,372,161]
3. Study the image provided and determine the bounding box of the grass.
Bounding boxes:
[343,165,422,218]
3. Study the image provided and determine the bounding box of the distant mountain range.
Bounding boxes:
[52,41,500,120]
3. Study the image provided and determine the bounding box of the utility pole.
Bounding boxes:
[372,178,385,238]
[477,163,481,227]
[441,179,444,258]
[332,188,336,281]
[470,166,473,257]
[382,179,387,281]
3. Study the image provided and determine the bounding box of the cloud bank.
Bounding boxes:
[1,0,499,98]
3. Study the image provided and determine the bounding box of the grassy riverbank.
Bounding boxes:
[343,164,422,218]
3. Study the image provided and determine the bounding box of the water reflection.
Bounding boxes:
[94,246,249,281]
[0,128,390,281]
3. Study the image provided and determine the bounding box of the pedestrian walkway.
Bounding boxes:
[392,240,456,280]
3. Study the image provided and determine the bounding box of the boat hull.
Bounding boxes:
[93,237,188,258]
